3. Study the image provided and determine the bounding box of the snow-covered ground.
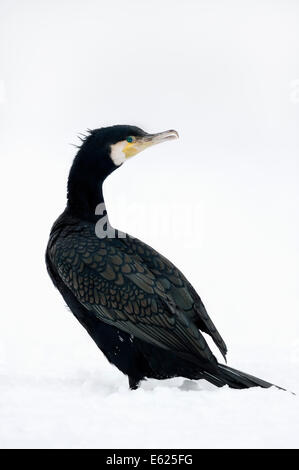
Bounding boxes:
[1,330,298,449]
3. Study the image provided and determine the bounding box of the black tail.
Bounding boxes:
[202,363,283,390]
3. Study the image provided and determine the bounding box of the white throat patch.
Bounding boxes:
[110,141,127,166]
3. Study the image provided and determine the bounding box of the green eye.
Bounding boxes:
[126,136,133,143]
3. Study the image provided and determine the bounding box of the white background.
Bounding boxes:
[0,0,298,448]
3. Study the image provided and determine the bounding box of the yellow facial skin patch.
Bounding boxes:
[110,130,179,166]
[123,141,150,159]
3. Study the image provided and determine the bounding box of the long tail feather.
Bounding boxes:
[203,363,286,391]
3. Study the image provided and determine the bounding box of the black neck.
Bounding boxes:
[66,149,108,222]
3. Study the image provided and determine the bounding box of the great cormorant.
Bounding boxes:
[46,125,276,390]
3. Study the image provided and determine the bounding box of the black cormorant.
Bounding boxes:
[46,125,276,390]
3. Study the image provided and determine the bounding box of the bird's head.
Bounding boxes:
[76,125,179,176]
[108,125,179,166]
[67,125,179,218]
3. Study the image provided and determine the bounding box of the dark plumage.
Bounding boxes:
[46,125,277,390]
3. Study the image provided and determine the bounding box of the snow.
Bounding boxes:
[1,335,298,449]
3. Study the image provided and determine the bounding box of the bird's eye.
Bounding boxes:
[126,136,133,143]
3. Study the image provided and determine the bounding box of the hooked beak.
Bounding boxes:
[124,129,179,158]
[141,129,179,145]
